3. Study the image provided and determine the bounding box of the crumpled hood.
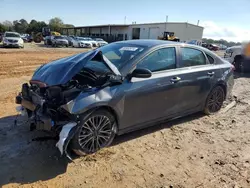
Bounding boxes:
[31,50,121,86]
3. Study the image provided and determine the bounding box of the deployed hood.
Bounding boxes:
[31,50,121,86]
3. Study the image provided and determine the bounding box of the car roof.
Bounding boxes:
[114,39,208,50]
[115,39,179,47]
[4,31,20,35]
[115,40,219,58]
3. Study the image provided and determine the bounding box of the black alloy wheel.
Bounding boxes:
[204,86,225,115]
[71,110,117,155]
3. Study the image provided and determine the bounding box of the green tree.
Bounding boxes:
[63,24,74,28]
[202,38,241,47]
[26,20,47,34]
[49,17,64,32]
[2,20,14,31]
[0,23,8,33]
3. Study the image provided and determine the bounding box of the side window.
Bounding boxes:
[137,47,176,72]
[180,48,206,67]
[206,54,214,64]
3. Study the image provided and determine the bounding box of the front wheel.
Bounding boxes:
[204,86,225,115]
[70,110,117,156]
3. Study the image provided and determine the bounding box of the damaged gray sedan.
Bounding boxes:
[16,40,234,157]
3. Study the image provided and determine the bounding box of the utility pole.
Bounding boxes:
[124,16,127,25]
[165,15,168,31]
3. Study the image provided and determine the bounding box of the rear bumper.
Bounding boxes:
[226,74,234,99]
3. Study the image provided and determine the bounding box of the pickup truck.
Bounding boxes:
[224,43,250,72]
[224,46,243,71]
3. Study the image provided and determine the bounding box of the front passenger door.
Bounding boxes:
[120,47,182,129]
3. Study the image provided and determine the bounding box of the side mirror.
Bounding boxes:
[131,68,152,78]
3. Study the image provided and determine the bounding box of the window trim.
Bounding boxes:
[179,47,209,68]
[135,46,177,73]
[205,53,215,64]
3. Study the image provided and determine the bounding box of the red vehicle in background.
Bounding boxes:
[208,44,219,51]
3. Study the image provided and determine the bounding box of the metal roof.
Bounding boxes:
[62,22,204,29]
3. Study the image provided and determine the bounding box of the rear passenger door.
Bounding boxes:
[175,47,218,113]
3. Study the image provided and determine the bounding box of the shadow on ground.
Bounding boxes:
[0,115,69,186]
[234,72,250,79]
[111,112,204,146]
[0,112,204,186]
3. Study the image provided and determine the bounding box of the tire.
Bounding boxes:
[234,56,242,72]
[70,109,117,156]
[204,86,225,115]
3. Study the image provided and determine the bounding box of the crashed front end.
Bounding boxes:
[15,50,122,158]
[15,80,82,157]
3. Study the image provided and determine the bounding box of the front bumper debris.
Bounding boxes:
[56,122,77,159]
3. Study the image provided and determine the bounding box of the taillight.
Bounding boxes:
[231,64,235,71]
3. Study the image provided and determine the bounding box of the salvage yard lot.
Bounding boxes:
[0,43,250,188]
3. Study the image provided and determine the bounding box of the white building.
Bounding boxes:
[62,22,204,42]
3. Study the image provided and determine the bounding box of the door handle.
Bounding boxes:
[207,71,215,76]
[170,76,181,83]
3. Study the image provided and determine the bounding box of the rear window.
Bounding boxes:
[180,48,206,67]
[206,54,215,64]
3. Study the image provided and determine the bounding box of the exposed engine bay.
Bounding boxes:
[16,66,120,131]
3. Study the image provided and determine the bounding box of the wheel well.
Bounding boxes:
[234,55,243,62]
[216,83,227,99]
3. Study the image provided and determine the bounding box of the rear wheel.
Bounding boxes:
[204,86,225,115]
[71,110,117,156]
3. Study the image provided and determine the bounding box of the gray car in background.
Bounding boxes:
[16,40,234,157]
[51,36,69,47]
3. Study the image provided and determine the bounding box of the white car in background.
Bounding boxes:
[83,37,98,47]
[94,38,108,47]
[224,45,243,71]
[3,32,24,48]
[72,37,92,48]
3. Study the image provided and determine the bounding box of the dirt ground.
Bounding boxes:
[0,44,250,188]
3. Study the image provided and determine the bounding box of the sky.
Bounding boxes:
[0,0,249,42]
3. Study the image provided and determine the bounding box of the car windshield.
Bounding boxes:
[54,36,64,39]
[84,43,146,73]
[77,37,85,41]
[5,33,20,38]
